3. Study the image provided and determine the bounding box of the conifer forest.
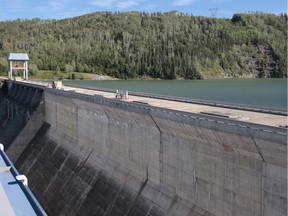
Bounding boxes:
[0,11,286,79]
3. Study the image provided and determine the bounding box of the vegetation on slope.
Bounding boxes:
[0,11,286,79]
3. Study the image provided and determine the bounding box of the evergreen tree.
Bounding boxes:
[0,12,286,79]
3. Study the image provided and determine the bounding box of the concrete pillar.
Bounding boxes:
[25,61,28,80]
[23,62,26,80]
[9,61,12,79]
[22,61,28,80]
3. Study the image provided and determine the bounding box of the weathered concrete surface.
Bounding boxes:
[0,81,44,152]
[13,89,286,216]
[7,100,45,163]
[16,127,209,216]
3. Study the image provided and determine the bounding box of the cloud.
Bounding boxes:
[55,9,94,19]
[116,1,139,9]
[172,0,198,6]
[49,0,63,10]
[90,0,140,9]
[90,0,116,7]
[3,0,26,12]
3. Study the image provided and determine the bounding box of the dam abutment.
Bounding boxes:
[0,81,286,216]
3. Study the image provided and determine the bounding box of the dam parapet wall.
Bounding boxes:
[44,87,287,144]
[1,81,286,216]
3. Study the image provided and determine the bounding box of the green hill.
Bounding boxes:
[0,11,286,79]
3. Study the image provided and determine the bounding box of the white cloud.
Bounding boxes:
[172,0,198,6]
[90,0,116,7]
[49,0,63,10]
[55,9,94,19]
[90,0,140,9]
[116,1,139,9]
[4,0,26,12]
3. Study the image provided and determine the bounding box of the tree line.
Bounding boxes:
[0,11,286,79]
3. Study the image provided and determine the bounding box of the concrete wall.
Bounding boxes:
[0,81,44,152]
[7,100,45,163]
[13,88,287,216]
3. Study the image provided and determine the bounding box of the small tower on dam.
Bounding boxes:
[7,53,29,80]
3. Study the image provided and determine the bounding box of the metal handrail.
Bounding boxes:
[0,146,47,216]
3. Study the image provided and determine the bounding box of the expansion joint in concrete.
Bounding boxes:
[127,176,148,216]
[70,98,79,111]
[104,175,127,216]
[75,148,94,175]
[251,137,266,216]
[252,137,266,162]
[260,162,265,216]
[28,89,38,108]
[150,115,163,184]
[100,105,111,147]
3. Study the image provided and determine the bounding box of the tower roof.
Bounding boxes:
[8,53,29,61]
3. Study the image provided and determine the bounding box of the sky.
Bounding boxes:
[0,0,286,21]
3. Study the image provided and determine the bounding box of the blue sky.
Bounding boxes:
[0,0,286,21]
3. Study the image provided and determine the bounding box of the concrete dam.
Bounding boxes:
[0,80,287,216]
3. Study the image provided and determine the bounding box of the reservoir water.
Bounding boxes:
[64,79,287,110]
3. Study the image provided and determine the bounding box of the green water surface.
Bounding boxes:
[64,79,287,110]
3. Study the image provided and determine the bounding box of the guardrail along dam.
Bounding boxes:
[0,80,287,216]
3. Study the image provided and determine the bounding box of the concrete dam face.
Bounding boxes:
[0,81,287,216]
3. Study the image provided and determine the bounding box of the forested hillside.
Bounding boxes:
[0,11,286,79]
